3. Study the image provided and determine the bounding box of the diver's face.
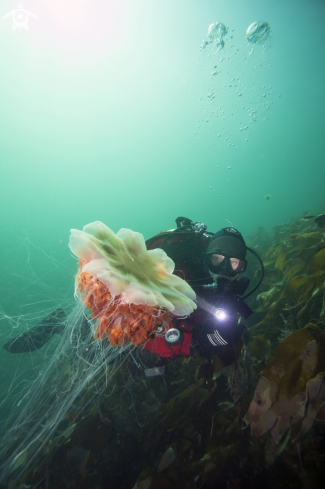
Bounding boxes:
[211,254,240,271]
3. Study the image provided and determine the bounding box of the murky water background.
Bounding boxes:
[0,0,325,481]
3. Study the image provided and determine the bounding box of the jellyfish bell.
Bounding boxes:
[69,221,197,346]
[246,21,271,44]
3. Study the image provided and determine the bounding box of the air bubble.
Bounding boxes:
[246,21,271,44]
[201,22,228,53]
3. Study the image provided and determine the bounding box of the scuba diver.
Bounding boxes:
[3,217,264,377]
[139,216,264,376]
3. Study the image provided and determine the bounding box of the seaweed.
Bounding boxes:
[9,209,325,489]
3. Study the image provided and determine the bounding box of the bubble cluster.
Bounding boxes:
[184,20,276,194]
[201,22,228,54]
[190,20,275,150]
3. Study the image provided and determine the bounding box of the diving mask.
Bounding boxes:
[206,251,247,278]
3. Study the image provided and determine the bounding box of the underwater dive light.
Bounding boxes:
[214,308,227,321]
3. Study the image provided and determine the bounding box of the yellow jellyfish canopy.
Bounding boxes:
[69,221,197,346]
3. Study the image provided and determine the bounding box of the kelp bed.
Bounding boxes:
[6,211,325,489]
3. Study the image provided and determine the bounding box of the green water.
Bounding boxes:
[0,0,324,449]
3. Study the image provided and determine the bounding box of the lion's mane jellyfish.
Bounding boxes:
[0,222,196,487]
[69,221,197,346]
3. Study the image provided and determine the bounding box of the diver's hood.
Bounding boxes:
[206,227,247,278]
[207,227,247,259]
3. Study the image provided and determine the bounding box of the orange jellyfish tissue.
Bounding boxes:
[69,221,197,347]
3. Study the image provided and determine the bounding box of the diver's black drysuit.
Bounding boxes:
[142,277,253,369]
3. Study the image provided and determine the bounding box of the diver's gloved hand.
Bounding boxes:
[3,308,66,353]
[232,277,250,296]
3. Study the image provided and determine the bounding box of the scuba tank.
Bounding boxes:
[146,216,213,283]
